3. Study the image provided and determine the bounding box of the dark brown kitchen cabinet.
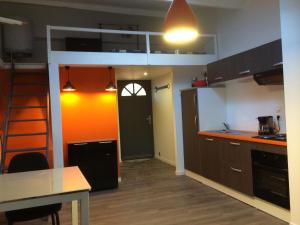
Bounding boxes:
[231,49,256,79]
[251,39,283,74]
[207,39,282,85]
[181,89,201,174]
[207,58,231,84]
[220,140,253,195]
[199,135,222,183]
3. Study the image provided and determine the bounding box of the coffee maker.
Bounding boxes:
[257,116,275,135]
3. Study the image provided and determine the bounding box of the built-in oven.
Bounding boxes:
[252,150,290,209]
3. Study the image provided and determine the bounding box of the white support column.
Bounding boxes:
[280,1,300,225]
[48,63,64,168]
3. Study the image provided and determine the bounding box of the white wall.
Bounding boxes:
[280,1,300,224]
[225,78,286,132]
[172,66,205,175]
[152,73,176,166]
[217,0,281,58]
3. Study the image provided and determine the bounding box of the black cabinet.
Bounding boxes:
[181,89,201,174]
[68,140,118,192]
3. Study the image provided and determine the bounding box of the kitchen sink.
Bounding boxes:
[213,130,243,135]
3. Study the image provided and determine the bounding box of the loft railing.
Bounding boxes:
[46,25,217,56]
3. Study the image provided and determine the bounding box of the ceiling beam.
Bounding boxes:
[0,0,166,18]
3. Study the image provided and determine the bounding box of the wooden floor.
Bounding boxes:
[0,159,287,225]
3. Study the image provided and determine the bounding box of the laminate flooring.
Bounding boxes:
[0,159,288,225]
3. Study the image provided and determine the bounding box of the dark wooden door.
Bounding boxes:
[117,80,154,160]
[199,135,222,182]
[181,89,201,174]
[220,140,253,196]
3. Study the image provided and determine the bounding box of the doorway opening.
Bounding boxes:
[116,66,176,166]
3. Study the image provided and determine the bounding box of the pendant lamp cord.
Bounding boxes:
[66,66,70,81]
[108,66,113,81]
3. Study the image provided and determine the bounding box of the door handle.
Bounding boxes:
[98,141,113,144]
[239,70,251,75]
[229,142,241,146]
[273,62,283,67]
[194,116,198,129]
[74,143,88,146]
[214,76,224,81]
[146,115,152,125]
[230,167,242,173]
[205,138,214,142]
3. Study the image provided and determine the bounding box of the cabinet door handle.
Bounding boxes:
[205,138,214,142]
[230,142,241,146]
[193,94,197,106]
[270,190,287,198]
[230,167,242,173]
[194,116,198,128]
[74,143,88,146]
[214,76,223,81]
[98,141,113,144]
[272,62,283,67]
[239,70,251,75]
[105,153,111,156]
[270,175,286,182]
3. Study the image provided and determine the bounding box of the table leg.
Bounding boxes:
[80,192,89,225]
[72,200,79,225]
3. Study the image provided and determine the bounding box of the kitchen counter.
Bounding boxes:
[198,131,287,147]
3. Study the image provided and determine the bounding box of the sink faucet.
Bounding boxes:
[223,122,230,131]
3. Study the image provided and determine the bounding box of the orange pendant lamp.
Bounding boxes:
[163,0,199,44]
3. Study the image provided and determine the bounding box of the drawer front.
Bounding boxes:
[221,140,253,196]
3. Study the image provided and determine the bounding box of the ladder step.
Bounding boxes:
[13,82,48,86]
[7,132,47,137]
[6,147,48,153]
[12,94,47,97]
[10,106,47,109]
[9,119,47,123]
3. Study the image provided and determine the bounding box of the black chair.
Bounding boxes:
[5,153,62,225]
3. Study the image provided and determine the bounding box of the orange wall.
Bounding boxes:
[59,66,119,169]
[0,69,52,167]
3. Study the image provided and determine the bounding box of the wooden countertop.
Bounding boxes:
[198,131,287,147]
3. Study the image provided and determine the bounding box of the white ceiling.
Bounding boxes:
[1,0,248,17]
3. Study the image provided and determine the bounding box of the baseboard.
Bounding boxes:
[185,170,290,223]
[155,155,176,167]
[175,170,185,176]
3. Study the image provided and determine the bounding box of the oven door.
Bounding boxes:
[253,163,290,209]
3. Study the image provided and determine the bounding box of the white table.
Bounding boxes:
[0,166,91,225]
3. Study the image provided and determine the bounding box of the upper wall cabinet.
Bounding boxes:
[207,58,231,84]
[208,39,282,84]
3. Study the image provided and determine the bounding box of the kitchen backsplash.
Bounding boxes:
[225,77,286,133]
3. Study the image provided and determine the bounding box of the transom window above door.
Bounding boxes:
[121,83,147,96]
